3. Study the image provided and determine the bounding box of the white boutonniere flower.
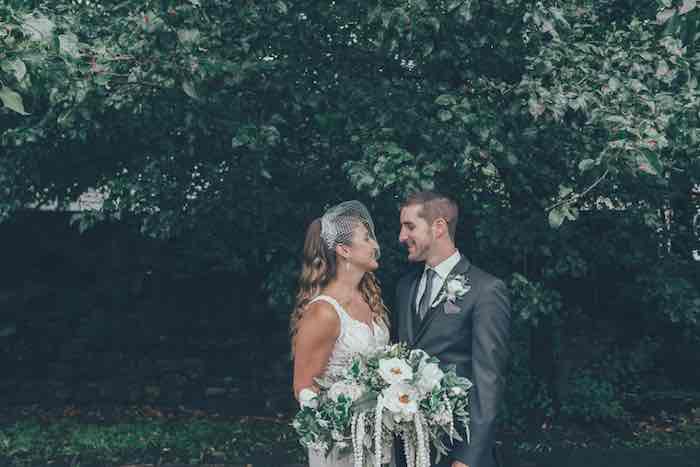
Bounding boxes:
[433,274,471,307]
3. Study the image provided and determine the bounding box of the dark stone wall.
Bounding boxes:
[0,212,294,414]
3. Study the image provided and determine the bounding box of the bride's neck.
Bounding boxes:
[325,270,363,301]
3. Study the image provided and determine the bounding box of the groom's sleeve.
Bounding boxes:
[453,278,511,467]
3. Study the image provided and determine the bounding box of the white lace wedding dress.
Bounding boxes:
[306,295,394,467]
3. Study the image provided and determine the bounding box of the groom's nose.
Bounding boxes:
[398,228,407,243]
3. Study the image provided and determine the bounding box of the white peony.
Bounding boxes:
[417,362,444,394]
[378,358,413,385]
[328,381,364,402]
[382,383,419,420]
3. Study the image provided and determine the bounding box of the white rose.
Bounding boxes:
[417,362,444,394]
[378,358,413,385]
[450,386,464,396]
[382,383,419,420]
[328,381,364,402]
[298,388,319,409]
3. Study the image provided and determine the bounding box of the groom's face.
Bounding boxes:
[399,204,434,263]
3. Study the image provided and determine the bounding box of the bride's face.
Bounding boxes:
[342,222,380,272]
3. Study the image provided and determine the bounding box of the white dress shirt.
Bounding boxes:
[415,250,461,310]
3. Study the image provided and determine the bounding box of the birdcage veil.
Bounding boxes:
[320,200,380,259]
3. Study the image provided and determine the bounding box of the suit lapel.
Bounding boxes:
[405,271,421,344]
[412,256,471,346]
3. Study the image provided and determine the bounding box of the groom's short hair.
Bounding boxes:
[401,191,458,240]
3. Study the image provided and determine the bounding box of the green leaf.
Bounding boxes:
[435,94,456,106]
[21,13,55,41]
[638,152,662,176]
[548,207,565,229]
[0,325,17,337]
[182,80,199,100]
[656,8,676,25]
[437,109,453,122]
[59,33,81,58]
[679,0,697,15]
[482,163,497,177]
[558,185,574,198]
[177,29,200,45]
[274,1,288,14]
[2,59,27,82]
[578,159,595,172]
[0,87,29,115]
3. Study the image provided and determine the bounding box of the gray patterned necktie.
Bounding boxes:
[417,268,436,320]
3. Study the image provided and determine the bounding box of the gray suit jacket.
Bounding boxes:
[393,256,511,467]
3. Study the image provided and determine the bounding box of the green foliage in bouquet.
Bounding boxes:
[292,343,473,466]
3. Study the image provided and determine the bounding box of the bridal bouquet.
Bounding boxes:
[293,343,472,467]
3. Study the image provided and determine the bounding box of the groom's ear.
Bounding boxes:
[433,218,450,239]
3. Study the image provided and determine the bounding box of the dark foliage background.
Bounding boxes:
[0,0,698,440]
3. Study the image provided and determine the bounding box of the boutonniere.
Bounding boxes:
[433,274,471,310]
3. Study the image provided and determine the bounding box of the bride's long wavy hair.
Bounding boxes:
[290,218,389,355]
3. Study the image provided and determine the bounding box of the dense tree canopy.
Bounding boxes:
[1,0,698,425]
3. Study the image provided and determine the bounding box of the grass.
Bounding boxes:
[621,408,700,448]
[0,415,305,466]
[1,406,700,466]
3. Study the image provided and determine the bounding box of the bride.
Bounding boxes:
[291,201,393,467]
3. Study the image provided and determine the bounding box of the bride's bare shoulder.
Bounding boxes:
[303,300,340,326]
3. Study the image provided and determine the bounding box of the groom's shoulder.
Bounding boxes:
[469,263,506,287]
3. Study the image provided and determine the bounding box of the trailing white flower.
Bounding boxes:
[402,430,415,467]
[352,411,366,467]
[430,404,452,426]
[374,395,384,467]
[413,412,430,467]
[378,357,413,385]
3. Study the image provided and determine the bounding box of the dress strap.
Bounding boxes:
[309,295,350,321]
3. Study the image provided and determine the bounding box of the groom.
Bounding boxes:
[393,191,511,467]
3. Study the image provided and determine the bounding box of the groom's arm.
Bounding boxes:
[453,278,511,467]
